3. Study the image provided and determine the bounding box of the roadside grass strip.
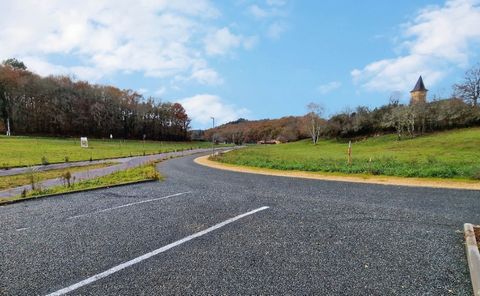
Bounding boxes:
[0,162,161,205]
[45,206,270,296]
[0,162,115,191]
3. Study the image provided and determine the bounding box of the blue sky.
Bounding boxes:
[1,0,480,128]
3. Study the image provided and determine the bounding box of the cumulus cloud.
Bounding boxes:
[352,0,480,92]
[204,27,257,56]
[267,22,288,39]
[0,0,252,84]
[249,5,270,19]
[317,81,342,94]
[190,68,223,85]
[248,1,289,39]
[178,94,249,127]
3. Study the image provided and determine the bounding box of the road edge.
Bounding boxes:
[465,223,480,296]
[194,155,480,191]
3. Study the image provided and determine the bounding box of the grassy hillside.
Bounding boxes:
[213,128,480,180]
[0,136,216,168]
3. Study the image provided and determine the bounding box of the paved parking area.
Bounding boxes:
[1,153,478,295]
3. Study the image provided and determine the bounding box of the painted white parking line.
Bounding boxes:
[67,192,191,220]
[15,227,29,231]
[46,206,269,296]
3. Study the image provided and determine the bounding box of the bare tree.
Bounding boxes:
[454,63,480,107]
[388,91,403,106]
[306,102,324,144]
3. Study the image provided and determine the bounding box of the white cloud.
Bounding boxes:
[249,5,270,19]
[352,0,480,92]
[248,1,289,40]
[317,81,342,94]
[204,27,256,56]
[0,0,253,85]
[267,22,288,39]
[191,68,223,85]
[155,87,167,96]
[178,94,249,127]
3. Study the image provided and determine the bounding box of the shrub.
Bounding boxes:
[472,169,480,180]
[41,156,49,165]
[62,171,72,187]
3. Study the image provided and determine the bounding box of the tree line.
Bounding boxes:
[0,59,190,140]
[208,64,480,144]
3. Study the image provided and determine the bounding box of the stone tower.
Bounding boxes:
[410,76,427,105]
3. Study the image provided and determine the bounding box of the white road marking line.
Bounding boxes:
[16,227,29,231]
[46,206,269,296]
[66,191,191,220]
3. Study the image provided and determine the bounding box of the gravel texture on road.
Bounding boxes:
[1,152,479,295]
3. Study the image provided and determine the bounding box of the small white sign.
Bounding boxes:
[80,137,88,148]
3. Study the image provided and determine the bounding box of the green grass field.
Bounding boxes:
[0,136,216,168]
[213,128,480,180]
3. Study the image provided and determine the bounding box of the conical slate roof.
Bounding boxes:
[411,76,427,92]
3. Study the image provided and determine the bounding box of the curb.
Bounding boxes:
[194,156,480,191]
[0,179,157,206]
[464,223,480,296]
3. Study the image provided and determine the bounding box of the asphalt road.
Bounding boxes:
[1,153,479,295]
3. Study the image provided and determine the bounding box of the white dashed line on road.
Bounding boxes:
[66,191,192,220]
[46,206,270,296]
[15,227,29,231]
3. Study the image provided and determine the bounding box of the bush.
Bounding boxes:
[41,156,49,165]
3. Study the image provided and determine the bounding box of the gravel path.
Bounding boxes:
[1,152,478,295]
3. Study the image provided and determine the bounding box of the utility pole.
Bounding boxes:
[211,116,215,156]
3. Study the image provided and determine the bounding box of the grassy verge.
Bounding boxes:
[213,128,480,180]
[0,135,228,168]
[0,162,161,204]
[0,163,115,191]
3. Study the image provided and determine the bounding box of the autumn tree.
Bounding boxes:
[0,61,191,140]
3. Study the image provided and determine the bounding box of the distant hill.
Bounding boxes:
[203,97,480,144]
[205,116,313,144]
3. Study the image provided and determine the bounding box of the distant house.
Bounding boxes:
[257,140,281,144]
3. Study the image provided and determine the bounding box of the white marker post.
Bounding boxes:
[80,137,88,148]
[347,140,352,165]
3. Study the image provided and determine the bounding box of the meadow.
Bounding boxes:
[0,136,216,168]
[213,128,480,180]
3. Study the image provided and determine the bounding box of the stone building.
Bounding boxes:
[410,76,428,105]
